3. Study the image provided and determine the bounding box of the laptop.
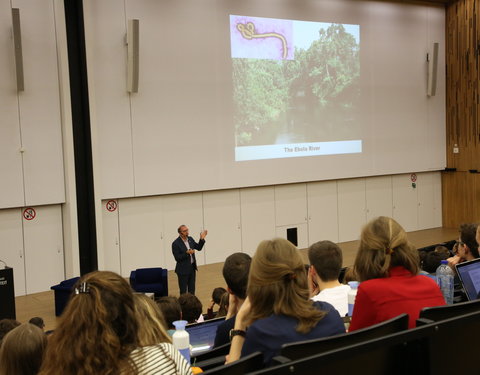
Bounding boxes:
[185,316,226,355]
[455,258,480,300]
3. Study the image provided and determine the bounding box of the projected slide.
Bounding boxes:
[231,15,361,161]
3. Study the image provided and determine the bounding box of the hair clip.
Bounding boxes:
[386,248,394,255]
[75,282,90,294]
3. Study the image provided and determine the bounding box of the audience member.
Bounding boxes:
[0,319,20,345]
[28,317,45,331]
[447,223,479,268]
[216,292,229,318]
[213,252,251,348]
[421,251,448,274]
[157,296,182,336]
[418,250,428,269]
[477,224,480,249]
[0,323,47,375]
[227,238,345,366]
[178,293,203,324]
[206,287,227,319]
[38,271,191,375]
[349,216,445,331]
[343,267,357,283]
[434,245,450,258]
[133,294,170,346]
[308,240,351,317]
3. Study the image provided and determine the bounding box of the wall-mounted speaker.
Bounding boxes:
[127,19,139,93]
[427,42,439,97]
[12,8,24,92]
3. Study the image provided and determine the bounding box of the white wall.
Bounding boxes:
[0,0,65,209]
[0,0,73,296]
[83,0,446,200]
[101,171,443,274]
[0,205,65,296]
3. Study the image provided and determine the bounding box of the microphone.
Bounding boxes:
[0,259,7,269]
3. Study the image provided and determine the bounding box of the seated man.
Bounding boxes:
[421,250,449,275]
[213,252,251,348]
[178,293,203,324]
[308,240,350,317]
[156,296,182,336]
[448,223,479,268]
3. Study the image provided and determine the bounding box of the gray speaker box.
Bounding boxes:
[127,19,139,93]
[427,42,439,97]
[12,8,24,92]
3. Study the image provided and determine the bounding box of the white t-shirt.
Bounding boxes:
[311,284,351,317]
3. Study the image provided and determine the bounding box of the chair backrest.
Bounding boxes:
[417,298,480,325]
[192,342,231,371]
[135,267,165,283]
[202,352,264,375]
[338,267,347,283]
[252,310,480,375]
[50,276,80,290]
[279,313,409,361]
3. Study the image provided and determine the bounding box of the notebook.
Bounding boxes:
[185,316,226,355]
[455,258,480,300]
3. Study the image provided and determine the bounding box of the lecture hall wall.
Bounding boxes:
[0,0,446,296]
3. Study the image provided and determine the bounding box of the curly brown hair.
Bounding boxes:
[38,271,139,375]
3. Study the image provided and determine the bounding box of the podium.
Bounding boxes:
[0,267,16,319]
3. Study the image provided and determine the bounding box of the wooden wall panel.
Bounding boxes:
[444,0,480,227]
[442,171,478,227]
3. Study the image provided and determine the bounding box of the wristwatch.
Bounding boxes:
[229,329,246,341]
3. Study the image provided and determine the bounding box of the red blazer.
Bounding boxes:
[349,266,446,331]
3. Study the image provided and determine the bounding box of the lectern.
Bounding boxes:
[0,267,16,319]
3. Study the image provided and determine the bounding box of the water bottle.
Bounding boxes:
[172,320,190,362]
[347,281,359,316]
[436,260,454,305]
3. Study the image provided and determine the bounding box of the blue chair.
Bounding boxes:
[50,276,80,316]
[130,267,168,298]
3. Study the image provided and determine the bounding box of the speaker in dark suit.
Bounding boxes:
[172,225,208,295]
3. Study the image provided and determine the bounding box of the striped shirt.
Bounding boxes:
[129,343,192,375]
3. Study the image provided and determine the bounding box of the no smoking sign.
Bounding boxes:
[23,207,36,220]
[106,200,117,212]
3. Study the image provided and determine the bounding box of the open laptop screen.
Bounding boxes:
[186,317,225,355]
[455,258,480,301]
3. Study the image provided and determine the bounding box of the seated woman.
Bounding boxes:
[447,223,479,267]
[206,287,227,319]
[0,323,47,375]
[227,238,345,366]
[38,271,191,375]
[349,216,445,331]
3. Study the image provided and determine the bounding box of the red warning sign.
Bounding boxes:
[410,173,417,182]
[106,200,117,212]
[23,207,36,220]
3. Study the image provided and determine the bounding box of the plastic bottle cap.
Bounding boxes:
[347,281,359,288]
[172,320,188,330]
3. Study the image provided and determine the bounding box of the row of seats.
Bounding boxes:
[196,299,480,374]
